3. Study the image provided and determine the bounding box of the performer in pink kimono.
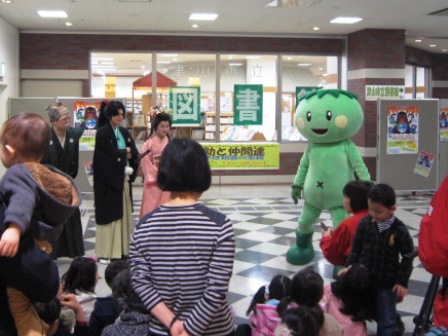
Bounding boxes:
[139,112,172,218]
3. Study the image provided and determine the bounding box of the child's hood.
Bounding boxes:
[24,162,82,225]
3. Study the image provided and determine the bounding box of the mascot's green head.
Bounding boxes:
[295,89,364,143]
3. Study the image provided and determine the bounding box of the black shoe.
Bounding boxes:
[396,313,405,336]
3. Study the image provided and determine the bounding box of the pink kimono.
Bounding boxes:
[139,135,170,218]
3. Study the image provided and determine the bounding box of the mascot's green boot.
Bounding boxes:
[286,231,314,265]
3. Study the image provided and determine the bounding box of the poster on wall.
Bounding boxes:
[74,101,101,129]
[386,105,419,154]
[74,101,102,151]
[83,161,94,187]
[440,108,448,141]
[414,151,435,178]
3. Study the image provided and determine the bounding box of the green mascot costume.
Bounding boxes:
[287,89,371,265]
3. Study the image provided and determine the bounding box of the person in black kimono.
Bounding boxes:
[93,101,139,265]
[42,103,85,258]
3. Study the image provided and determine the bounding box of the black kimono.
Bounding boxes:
[42,127,85,258]
[93,124,138,225]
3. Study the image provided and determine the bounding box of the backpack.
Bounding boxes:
[418,175,448,277]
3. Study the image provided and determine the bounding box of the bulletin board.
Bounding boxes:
[439,99,448,185]
[377,99,439,192]
[8,97,56,119]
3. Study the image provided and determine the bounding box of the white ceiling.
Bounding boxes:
[1,0,447,74]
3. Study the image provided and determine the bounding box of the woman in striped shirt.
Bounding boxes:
[130,138,236,336]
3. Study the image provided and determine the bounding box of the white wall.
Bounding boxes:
[92,76,151,99]
[416,66,426,98]
[282,67,321,91]
[22,79,83,97]
[0,16,19,122]
[115,77,139,98]
[405,64,413,98]
[91,76,106,97]
[0,16,19,176]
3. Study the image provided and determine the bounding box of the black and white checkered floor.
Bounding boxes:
[56,185,436,335]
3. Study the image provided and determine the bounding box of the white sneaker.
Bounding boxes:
[98,258,111,265]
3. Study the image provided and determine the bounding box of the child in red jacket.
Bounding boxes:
[320,181,372,274]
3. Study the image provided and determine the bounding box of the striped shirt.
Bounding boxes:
[376,216,395,233]
[130,203,236,336]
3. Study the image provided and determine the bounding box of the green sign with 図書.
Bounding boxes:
[201,142,279,169]
[234,84,263,125]
[169,86,201,126]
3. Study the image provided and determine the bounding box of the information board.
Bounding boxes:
[377,99,439,191]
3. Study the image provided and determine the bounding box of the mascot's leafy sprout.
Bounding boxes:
[287,89,371,265]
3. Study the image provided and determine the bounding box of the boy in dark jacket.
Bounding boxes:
[342,183,414,336]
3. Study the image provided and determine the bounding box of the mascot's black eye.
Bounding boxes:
[306,111,312,122]
[326,110,332,121]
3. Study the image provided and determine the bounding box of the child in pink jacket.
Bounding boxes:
[320,263,377,336]
[235,274,291,336]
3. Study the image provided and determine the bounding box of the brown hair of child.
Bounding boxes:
[0,112,50,162]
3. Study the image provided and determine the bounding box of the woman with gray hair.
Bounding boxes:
[42,102,85,258]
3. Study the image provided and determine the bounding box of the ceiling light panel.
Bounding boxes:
[37,10,68,18]
[189,13,218,21]
[330,17,363,24]
[265,0,322,7]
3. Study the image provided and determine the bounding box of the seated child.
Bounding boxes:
[277,269,344,336]
[320,181,372,268]
[0,112,82,335]
[61,256,99,328]
[34,294,91,336]
[89,259,129,335]
[101,268,151,336]
[235,274,292,336]
[320,263,377,336]
[275,306,324,336]
[34,298,62,336]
